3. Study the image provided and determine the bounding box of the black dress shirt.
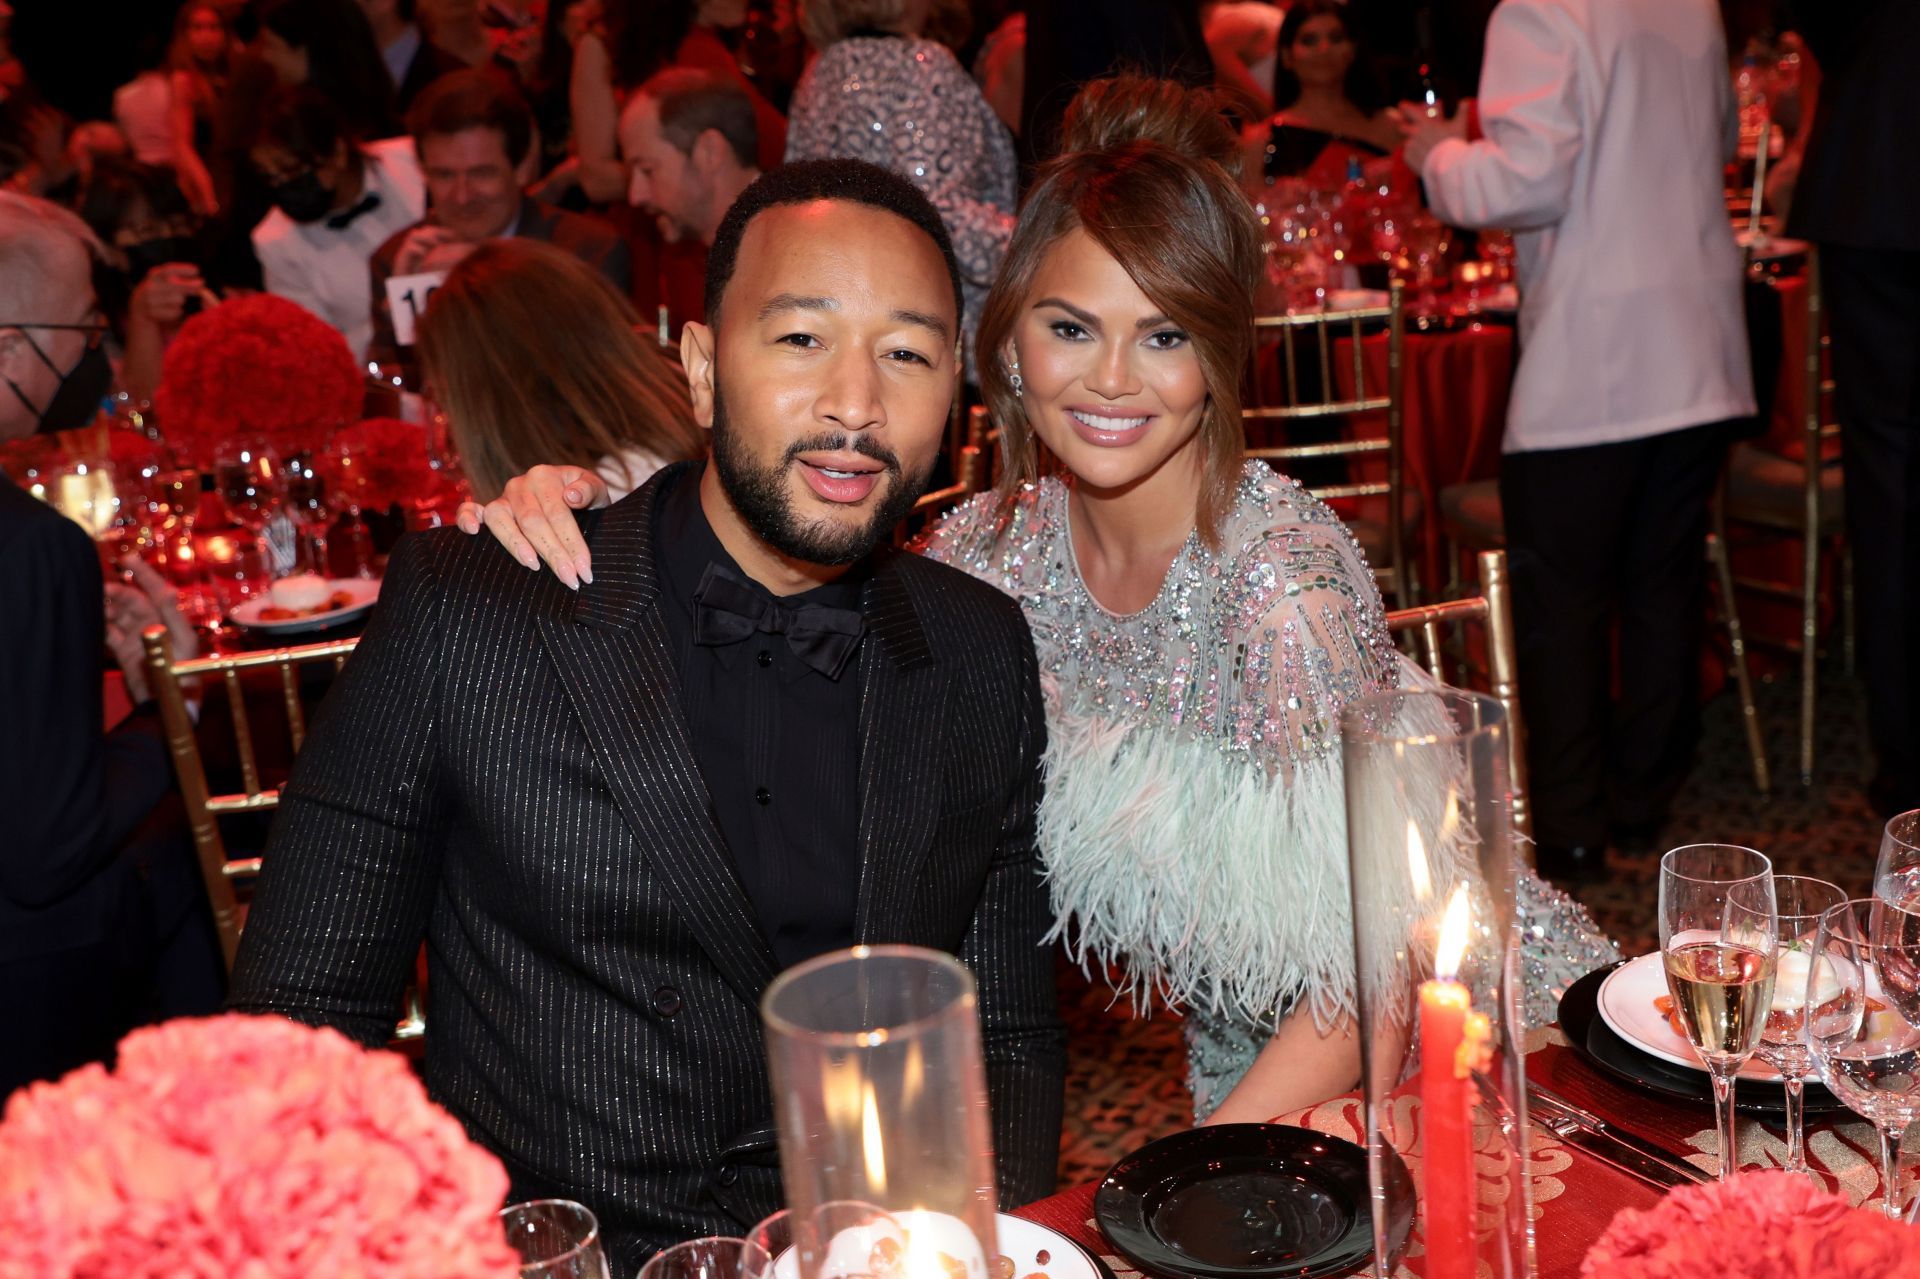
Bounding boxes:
[653,467,862,970]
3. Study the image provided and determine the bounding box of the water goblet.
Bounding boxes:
[1752,874,1847,1173]
[499,1199,612,1279]
[1806,899,1920,1217]
[638,1237,770,1279]
[1658,844,1778,1179]
[1873,810,1920,905]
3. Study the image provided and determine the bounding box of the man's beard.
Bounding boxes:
[707,383,932,566]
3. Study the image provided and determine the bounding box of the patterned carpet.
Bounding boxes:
[1048,664,1888,1190]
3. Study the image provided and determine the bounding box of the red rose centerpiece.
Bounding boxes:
[1581,1168,1920,1279]
[154,293,363,467]
[0,1014,520,1278]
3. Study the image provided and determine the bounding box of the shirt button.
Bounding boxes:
[651,986,682,1017]
[715,1162,740,1187]
[754,786,771,806]
[757,650,772,668]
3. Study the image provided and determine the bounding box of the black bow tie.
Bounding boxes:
[691,562,866,680]
[326,192,383,230]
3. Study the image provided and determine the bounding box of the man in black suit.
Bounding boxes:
[230,159,1066,1269]
[364,70,630,374]
[1785,0,1920,817]
[358,0,468,115]
[0,193,224,1096]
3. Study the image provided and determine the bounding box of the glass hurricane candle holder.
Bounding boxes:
[1342,688,1533,1279]
[762,946,998,1279]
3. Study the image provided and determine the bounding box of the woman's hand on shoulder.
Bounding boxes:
[454,465,610,591]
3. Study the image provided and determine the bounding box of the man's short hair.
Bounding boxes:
[0,191,99,319]
[408,69,534,168]
[257,87,363,168]
[636,68,758,170]
[704,159,963,329]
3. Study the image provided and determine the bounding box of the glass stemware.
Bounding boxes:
[638,1237,771,1279]
[1658,844,1778,1180]
[1752,874,1847,1173]
[499,1199,612,1279]
[740,1204,902,1279]
[1873,809,1920,905]
[1807,899,1920,1217]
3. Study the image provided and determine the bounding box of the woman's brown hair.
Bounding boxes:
[417,238,705,502]
[975,75,1263,546]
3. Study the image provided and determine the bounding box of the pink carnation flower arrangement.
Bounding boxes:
[0,1014,520,1279]
[1580,1168,1920,1279]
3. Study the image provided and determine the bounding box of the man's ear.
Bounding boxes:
[681,321,717,430]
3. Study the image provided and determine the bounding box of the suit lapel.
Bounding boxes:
[853,554,947,942]
[534,470,780,1005]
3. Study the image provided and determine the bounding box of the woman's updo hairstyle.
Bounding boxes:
[976,75,1262,546]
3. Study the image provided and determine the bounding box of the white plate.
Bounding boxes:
[1595,952,1782,1081]
[771,1214,1102,1279]
[230,578,381,635]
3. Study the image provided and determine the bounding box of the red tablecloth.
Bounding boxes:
[1015,1029,1901,1279]
[1254,324,1514,592]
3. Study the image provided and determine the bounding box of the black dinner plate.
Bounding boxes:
[1557,961,1842,1117]
[1094,1124,1412,1279]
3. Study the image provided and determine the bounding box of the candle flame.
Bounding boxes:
[860,1080,886,1193]
[1407,820,1432,901]
[1435,885,1471,981]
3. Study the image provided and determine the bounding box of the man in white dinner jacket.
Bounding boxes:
[1400,0,1755,881]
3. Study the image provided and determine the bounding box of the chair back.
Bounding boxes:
[897,404,992,542]
[1245,280,1410,602]
[142,626,357,973]
[1382,549,1531,843]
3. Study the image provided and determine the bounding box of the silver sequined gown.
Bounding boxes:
[919,462,1618,1118]
[784,34,1018,374]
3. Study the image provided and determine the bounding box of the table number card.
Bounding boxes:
[385,270,448,347]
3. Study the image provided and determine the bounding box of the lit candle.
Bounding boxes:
[1419,884,1490,1279]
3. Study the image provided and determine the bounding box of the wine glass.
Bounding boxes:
[739,1204,903,1279]
[1658,844,1778,1179]
[1873,810,1920,905]
[215,445,281,531]
[1753,874,1847,1173]
[499,1200,612,1279]
[1806,899,1920,1217]
[638,1237,770,1279]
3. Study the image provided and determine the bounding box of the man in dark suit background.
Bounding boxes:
[0,193,224,1096]
[364,70,630,374]
[230,159,1066,1270]
[357,0,469,116]
[1785,0,1920,817]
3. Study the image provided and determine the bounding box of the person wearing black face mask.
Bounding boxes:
[248,87,425,361]
[0,191,227,1097]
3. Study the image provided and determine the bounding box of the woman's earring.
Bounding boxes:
[1009,356,1023,398]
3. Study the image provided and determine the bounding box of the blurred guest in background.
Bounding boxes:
[357,0,468,115]
[527,0,602,179]
[365,70,629,372]
[621,68,760,252]
[112,37,177,170]
[1785,0,1920,816]
[0,191,223,1097]
[786,0,1015,373]
[1403,0,1753,879]
[562,0,782,207]
[1250,0,1399,185]
[251,88,427,360]
[257,0,401,141]
[1203,0,1284,120]
[417,237,703,502]
[165,1,236,216]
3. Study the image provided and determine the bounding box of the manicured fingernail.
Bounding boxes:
[518,549,540,571]
[576,559,593,585]
[559,566,579,591]
[564,488,582,504]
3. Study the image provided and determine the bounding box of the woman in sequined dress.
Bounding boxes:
[782,0,1017,376]
[458,78,1615,1125]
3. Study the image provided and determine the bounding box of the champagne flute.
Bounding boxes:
[1806,900,1920,1217]
[498,1199,612,1279]
[1658,844,1778,1179]
[1753,874,1846,1173]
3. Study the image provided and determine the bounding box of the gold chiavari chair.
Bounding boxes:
[1245,279,1416,605]
[140,625,425,1041]
[896,403,991,543]
[1713,248,1851,787]
[1383,549,1531,846]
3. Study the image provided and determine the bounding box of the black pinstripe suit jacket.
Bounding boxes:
[228,466,1066,1269]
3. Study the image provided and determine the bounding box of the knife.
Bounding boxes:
[1526,1085,1710,1189]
